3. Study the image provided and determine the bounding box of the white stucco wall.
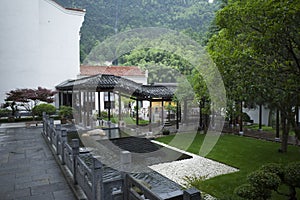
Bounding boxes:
[0,0,84,104]
[244,106,270,126]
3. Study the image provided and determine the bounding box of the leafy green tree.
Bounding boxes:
[208,0,300,152]
[32,104,56,117]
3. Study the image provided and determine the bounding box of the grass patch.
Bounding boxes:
[245,123,295,136]
[103,116,149,125]
[156,133,300,199]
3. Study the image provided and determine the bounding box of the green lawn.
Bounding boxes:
[156,133,300,199]
[103,116,149,125]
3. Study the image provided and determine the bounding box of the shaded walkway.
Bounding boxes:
[0,125,75,200]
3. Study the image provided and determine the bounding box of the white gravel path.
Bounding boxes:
[149,140,239,199]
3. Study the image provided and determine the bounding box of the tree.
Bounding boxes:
[208,0,300,152]
[4,87,56,117]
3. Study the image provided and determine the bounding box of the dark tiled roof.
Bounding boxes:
[56,74,175,100]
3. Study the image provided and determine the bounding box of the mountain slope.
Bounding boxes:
[56,0,221,62]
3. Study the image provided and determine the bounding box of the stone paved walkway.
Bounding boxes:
[0,124,75,200]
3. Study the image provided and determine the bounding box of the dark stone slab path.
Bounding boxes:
[0,125,75,200]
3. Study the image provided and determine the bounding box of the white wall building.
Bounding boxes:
[0,0,85,104]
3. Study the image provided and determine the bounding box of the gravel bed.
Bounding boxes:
[149,141,239,199]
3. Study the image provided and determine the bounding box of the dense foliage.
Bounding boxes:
[32,104,57,117]
[207,0,300,152]
[55,0,221,62]
[235,162,300,200]
[4,87,56,117]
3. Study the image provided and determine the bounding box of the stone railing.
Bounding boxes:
[42,114,201,200]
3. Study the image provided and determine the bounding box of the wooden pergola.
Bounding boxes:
[56,74,181,130]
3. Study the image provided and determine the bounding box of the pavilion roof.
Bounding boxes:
[56,74,175,100]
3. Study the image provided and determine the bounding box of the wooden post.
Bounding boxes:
[78,90,82,123]
[108,92,111,122]
[98,92,101,119]
[149,99,152,132]
[72,139,80,185]
[136,99,139,126]
[87,91,90,127]
[119,93,122,122]
[176,100,179,130]
[161,100,164,125]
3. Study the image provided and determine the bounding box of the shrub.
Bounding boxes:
[259,163,284,180]
[234,184,271,200]
[284,161,300,188]
[162,129,170,135]
[247,170,281,191]
[242,112,251,123]
[0,108,11,117]
[58,106,73,119]
[32,104,56,117]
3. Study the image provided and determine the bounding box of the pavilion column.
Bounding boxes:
[161,100,164,125]
[118,93,122,122]
[149,99,152,132]
[136,99,139,126]
[78,90,82,124]
[58,92,62,107]
[83,92,87,127]
[176,100,179,130]
[108,92,111,122]
[87,91,90,127]
[98,92,101,119]
[66,91,69,106]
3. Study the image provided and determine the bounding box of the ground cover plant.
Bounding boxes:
[156,133,300,199]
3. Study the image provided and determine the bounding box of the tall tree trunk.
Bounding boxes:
[268,108,273,127]
[280,113,289,153]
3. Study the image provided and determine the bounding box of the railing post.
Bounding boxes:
[45,115,49,137]
[55,124,61,154]
[42,112,46,134]
[49,118,54,143]
[120,151,131,172]
[120,151,131,200]
[92,156,103,200]
[183,188,201,200]
[61,128,67,165]
[72,139,79,185]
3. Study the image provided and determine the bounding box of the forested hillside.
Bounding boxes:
[55,0,221,62]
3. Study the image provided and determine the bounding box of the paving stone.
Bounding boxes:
[53,190,76,200]
[29,193,55,200]
[4,188,31,200]
[15,178,50,190]
[31,182,69,196]
[0,126,75,200]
